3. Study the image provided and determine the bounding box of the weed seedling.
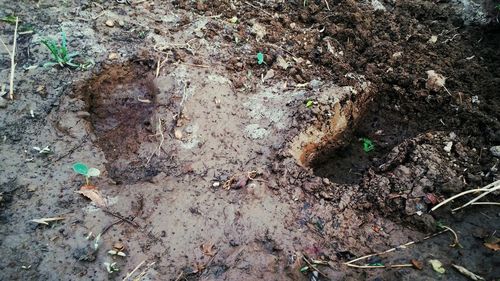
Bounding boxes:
[73,163,101,186]
[257,52,265,65]
[361,138,375,152]
[41,31,80,68]
[306,100,314,108]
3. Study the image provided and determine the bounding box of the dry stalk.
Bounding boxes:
[146,117,165,164]
[430,179,500,212]
[344,229,449,267]
[0,16,19,100]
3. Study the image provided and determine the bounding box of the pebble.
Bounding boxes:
[490,146,500,157]
[322,178,330,185]
[174,129,183,139]
[108,52,119,60]
[105,19,115,27]
[212,181,220,188]
[0,97,7,108]
[443,141,453,153]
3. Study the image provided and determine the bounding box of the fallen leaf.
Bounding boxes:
[452,264,485,281]
[30,217,65,225]
[429,259,445,274]
[76,185,107,207]
[200,242,217,257]
[484,236,500,251]
[426,70,446,92]
[411,259,424,270]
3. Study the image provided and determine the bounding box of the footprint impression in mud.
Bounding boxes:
[82,63,159,184]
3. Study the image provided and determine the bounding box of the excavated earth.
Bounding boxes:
[0,0,499,280]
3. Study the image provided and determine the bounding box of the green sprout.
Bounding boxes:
[104,262,119,274]
[73,163,101,186]
[306,100,314,108]
[257,52,265,65]
[40,31,94,69]
[361,138,375,152]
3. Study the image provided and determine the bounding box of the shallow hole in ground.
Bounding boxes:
[310,93,434,184]
[82,63,159,184]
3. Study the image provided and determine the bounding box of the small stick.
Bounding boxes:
[102,209,140,228]
[122,260,146,281]
[471,202,500,206]
[244,1,273,17]
[345,263,413,269]
[302,254,328,278]
[430,182,499,212]
[441,225,461,247]
[324,0,331,11]
[7,17,19,100]
[344,229,449,266]
[452,181,500,212]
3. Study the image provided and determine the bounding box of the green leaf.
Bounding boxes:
[299,266,309,272]
[368,262,384,266]
[87,168,101,178]
[306,100,313,108]
[73,163,89,176]
[0,15,18,25]
[429,259,445,274]
[362,138,375,152]
[257,52,264,65]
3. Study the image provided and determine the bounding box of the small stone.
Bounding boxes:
[322,178,330,185]
[117,20,125,27]
[428,35,438,44]
[392,52,403,58]
[108,52,119,60]
[443,141,453,153]
[105,19,115,27]
[174,129,183,139]
[275,55,289,70]
[0,97,7,108]
[263,69,274,81]
[212,182,220,188]
[309,79,323,90]
[76,111,91,118]
[490,146,500,157]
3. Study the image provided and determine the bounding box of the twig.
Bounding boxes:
[132,261,155,281]
[345,263,413,269]
[102,209,140,228]
[101,219,125,236]
[452,180,500,212]
[122,260,146,281]
[471,202,500,206]
[441,225,461,247]
[244,2,273,17]
[430,180,500,212]
[324,0,331,10]
[302,254,328,278]
[344,229,449,266]
[146,117,165,164]
[1,16,19,100]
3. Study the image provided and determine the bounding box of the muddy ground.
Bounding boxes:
[0,0,499,280]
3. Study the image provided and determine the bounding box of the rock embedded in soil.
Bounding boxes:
[0,97,7,108]
[490,146,500,157]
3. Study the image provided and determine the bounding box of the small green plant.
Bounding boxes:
[41,31,80,68]
[361,138,375,152]
[305,100,314,108]
[257,52,265,65]
[73,163,101,186]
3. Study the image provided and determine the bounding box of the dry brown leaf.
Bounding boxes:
[31,216,65,225]
[200,242,217,257]
[411,259,424,270]
[75,185,106,207]
[426,70,446,91]
[484,242,500,251]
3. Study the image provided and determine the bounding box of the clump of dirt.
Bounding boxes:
[81,63,159,184]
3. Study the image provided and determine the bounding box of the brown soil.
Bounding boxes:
[0,1,499,281]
